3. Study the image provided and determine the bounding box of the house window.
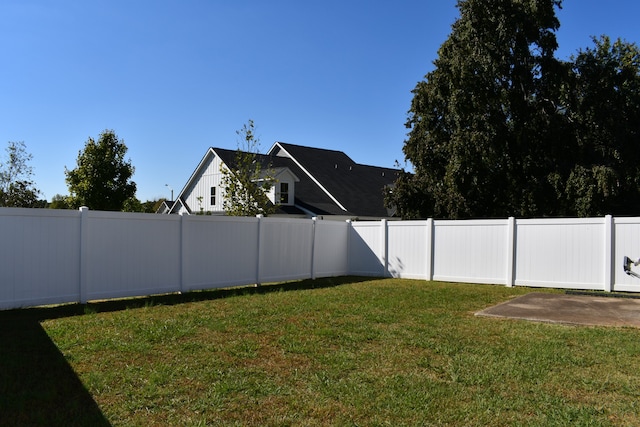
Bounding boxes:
[210,187,216,205]
[279,182,289,204]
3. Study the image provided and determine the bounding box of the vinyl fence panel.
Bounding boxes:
[349,221,385,276]
[313,219,349,278]
[182,215,260,290]
[387,220,431,279]
[259,217,314,283]
[613,217,640,292]
[0,208,81,309]
[514,218,605,290]
[83,210,182,300]
[432,219,511,285]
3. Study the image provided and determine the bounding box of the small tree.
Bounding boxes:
[0,141,40,207]
[49,194,72,210]
[65,130,136,211]
[120,197,166,213]
[122,196,144,212]
[221,120,276,216]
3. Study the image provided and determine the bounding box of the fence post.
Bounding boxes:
[604,215,614,292]
[506,217,516,287]
[311,217,317,280]
[79,206,89,304]
[346,219,352,275]
[256,215,263,285]
[179,213,185,293]
[425,218,434,281]
[381,219,388,277]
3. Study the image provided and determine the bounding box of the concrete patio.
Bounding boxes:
[476,292,640,328]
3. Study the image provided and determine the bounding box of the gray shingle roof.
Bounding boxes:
[200,143,398,218]
[270,143,399,218]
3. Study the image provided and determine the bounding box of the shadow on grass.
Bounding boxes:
[0,311,111,426]
[0,276,372,425]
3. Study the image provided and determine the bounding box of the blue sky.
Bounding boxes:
[1,1,640,202]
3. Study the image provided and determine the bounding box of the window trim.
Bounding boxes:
[279,182,289,204]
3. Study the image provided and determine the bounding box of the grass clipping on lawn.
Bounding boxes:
[22,279,640,425]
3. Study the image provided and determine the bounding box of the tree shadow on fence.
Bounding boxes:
[0,275,372,426]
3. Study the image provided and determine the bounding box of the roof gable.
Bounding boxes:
[268,142,398,217]
[268,167,300,183]
[170,143,399,218]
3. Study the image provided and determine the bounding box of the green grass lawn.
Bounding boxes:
[2,277,640,426]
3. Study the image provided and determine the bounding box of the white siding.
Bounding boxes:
[182,154,226,214]
[181,154,299,214]
[273,169,298,206]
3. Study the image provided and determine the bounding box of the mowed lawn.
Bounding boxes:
[2,277,640,426]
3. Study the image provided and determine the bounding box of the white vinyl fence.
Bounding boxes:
[349,216,640,293]
[2,208,640,310]
[0,208,348,310]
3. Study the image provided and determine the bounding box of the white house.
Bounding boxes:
[163,142,399,220]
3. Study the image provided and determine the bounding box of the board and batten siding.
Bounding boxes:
[182,154,226,214]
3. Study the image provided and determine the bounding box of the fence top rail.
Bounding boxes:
[0,207,81,218]
[433,218,510,226]
[516,217,606,225]
[350,221,384,228]
[613,217,640,225]
[183,214,260,224]
[316,219,349,228]
[258,216,314,225]
[87,210,182,221]
[387,220,431,227]
[184,215,324,225]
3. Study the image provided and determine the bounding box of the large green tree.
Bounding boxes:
[65,130,136,211]
[390,0,568,219]
[391,0,640,219]
[221,120,276,216]
[0,141,40,207]
[555,36,640,216]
